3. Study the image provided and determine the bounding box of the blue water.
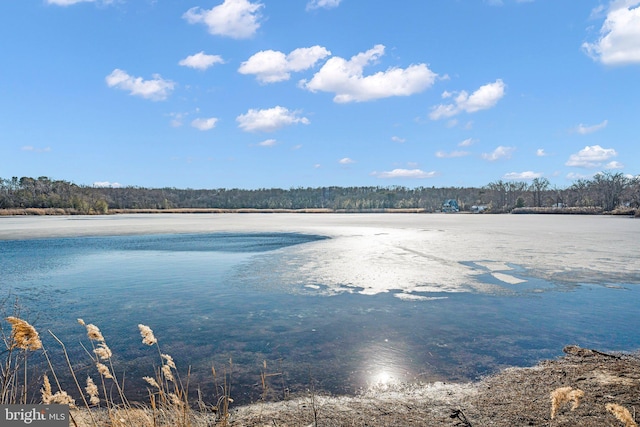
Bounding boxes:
[1,232,639,404]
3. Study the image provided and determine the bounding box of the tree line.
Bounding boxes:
[0,173,638,214]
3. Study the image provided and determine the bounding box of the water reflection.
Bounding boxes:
[361,341,412,390]
[1,232,639,405]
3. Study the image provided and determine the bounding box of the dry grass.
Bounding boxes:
[1,312,234,426]
[0,208,72,216]
[550,386,584,419]
[0,207,434,216]
[606,403,638,427]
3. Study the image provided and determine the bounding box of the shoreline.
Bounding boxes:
[2,206,637,217]
[228,345,640,426]
[66,345,639,426]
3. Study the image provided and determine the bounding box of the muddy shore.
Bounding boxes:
[228,346,640,426]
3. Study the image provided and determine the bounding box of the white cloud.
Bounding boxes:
[582,1,640,65]
[536,148,548,156]
[93,181,121,188]
[46,0,111,5]
[574,119,608,134]
[239,46,331,83]
[566,145,618,168]
[458,138,477,147]
[435,150,470,158]
[191,117,218,131]
[47,0,91,5]
[301,44,438,103]
[21,146,51,152]
[183,0,263,39]
[338,157,355,164]
[236,106,310,132]
[482,145,515,161]
[605,160,625,169]
[486,0,534,4]
[105,69,175,101]
[168,112,187,127]
[306,0,342,10]
[566,172,595,180]
[179,52,225,70]
[391,136,406,143]
[258,139,277,147]
[503,171,543,180]
[373,169,438,179]
[430,79,506,120]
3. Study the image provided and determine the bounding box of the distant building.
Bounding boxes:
[442,199,459,213]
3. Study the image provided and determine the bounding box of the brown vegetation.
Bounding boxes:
[511,206,605,215]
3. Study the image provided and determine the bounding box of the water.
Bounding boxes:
[1,216,639,405]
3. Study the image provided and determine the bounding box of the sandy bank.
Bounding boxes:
[227,346,640,426]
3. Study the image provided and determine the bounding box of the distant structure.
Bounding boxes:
[471,205,488,213]
[441,199,459,213]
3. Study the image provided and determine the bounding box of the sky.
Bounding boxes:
[1,0,639,190]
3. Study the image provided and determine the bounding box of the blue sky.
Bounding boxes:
[1,0,639,189]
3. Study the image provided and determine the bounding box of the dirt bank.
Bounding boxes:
[229,346,640,426]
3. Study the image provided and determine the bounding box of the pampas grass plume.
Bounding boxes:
[93,342,112,360]
[161,353,176,369]
[41,374,53,403]
[85,323,105,342]
[162,364,175,383]
[6,316,42,351]
[41,375,76,407]
[169,393,183,407]
[550,386,584,419]
[143,376,160,389]
[96,362,113,379]
[85,376,100,406]
[138,324,157,346]
[606,403,638,427]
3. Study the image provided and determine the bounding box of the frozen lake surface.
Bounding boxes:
[1,214,639,403]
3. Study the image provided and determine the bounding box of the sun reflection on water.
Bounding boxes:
[361,341,412,390]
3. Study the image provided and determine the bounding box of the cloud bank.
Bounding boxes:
[183,0,263,39]
[105,69,175,101]
[430,79,506,120]
[583,1,640,65]
[179,52,225,70]
[566,145,619,168]
[482,145,515,161]
[306,0,342,10]
[236,106,310,132]
[373,169,438,179]
[239,46,331,83]
[574,119,608,135]
[191,117,218,131]
[503,171,543,180]
[301,44,438,103]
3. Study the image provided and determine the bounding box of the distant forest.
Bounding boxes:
[1,172,638,215]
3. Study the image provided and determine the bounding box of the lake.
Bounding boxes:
[1,214,639,404]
